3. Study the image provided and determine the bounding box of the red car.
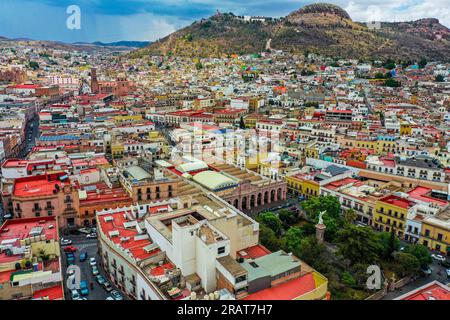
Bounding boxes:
[64,246,77,253]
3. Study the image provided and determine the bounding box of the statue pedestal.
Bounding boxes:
[315,223,326,244]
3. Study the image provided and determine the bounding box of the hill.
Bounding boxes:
[91,41,150,48]
[132,3,450,61]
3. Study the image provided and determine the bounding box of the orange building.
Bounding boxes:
[11,173,80,230]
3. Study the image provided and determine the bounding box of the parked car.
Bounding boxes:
[64,246,77,253]
[71,289,80,300]
[431,253,446,262]
[86,233,97,239]
[440,259,450,268]
[111,290,123,300]
[421,267,433,276]
[67,268,76,276]
[92,266,99,276]
[446,269,450,278]
[79,252,88,262]
[96,275,106,285]
[78,228,92,235]
[80,281,89,296]
[106,297,114,300]
[67,254,75,265]
[103,282,113,292]
[60,238,72,246]
[89,257,96,267]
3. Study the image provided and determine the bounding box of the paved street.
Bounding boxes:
[61,233,125,300]
[18,115,39,159]
[382,258,450,300]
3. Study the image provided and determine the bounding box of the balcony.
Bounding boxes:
[32,207,42,213]
[64,207,77,215]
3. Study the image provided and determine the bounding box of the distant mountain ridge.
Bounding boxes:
[0,36,149,52]
[88,41,150,48]
[133,2,450,61]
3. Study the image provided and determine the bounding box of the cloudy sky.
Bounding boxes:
[0,0,449,43]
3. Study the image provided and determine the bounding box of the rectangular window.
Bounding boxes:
[218,246,226,255]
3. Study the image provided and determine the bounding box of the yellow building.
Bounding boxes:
[111,142,125,159]
[285,172,320,199]
[305,143,319,159]
[113,114,143,123]
[400,121,412,136]
[420,211,450,255]
[374,195,413,238]
[376,139,397,154]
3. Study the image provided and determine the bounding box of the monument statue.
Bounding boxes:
[318,211,326,225]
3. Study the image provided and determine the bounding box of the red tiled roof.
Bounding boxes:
[13,174,64,198]
[398,282,450,300]
[407,187,448,207]
[237,245,271,260]
[243,273,317,300]
[98,211,159,261]
[32,285,64,300]
[0,217,59,264]
[380,195,415,209]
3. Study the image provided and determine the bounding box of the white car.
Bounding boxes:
[86,233,97,239]
[446,269,450,278]
[431,253,446,262]
[71,290,80,300]
[61,238,72,246]
[106,297,114,300]
[89,257,97,267]
[67,268,75,276]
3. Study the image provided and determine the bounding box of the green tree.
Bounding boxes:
[435,75,445,82]
[257,212,283,236]
[384,78,400,87]
[341,271,357,287]
[38,249,50,262]
[301,196,341,220]
[28,61,39,70]
[343,209,357,225]
[195,62,203,70]
[336,225,382,264]
[283,226,303,252]
[259,224,281,252]
[377,231,400,260]
[278,209,299,227]
[321,214,341,242]
[302,196,343,242]
[383,59,396,70]
[404,244,432,268]
[239,116,246,129]
[294,236,327,269]
[418,58,428,69]
[393,253,420,277]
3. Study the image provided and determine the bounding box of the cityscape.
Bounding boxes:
[0,1,450,303]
